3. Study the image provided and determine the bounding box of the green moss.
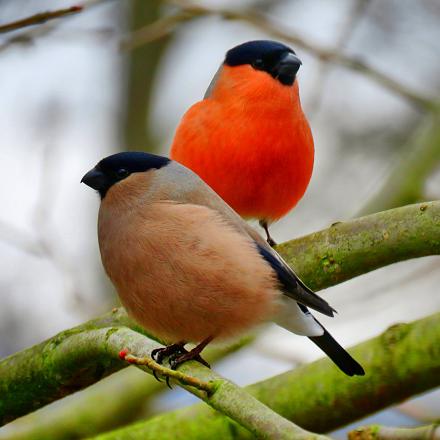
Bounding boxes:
[105,327,121,342]
[381,323,410,346]
[370,425,380,435]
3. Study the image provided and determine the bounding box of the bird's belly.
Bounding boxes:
[99,202,280,344]
[223,150,313,220]
[116,279,274,344]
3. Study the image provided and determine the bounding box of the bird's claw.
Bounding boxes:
[152,369,162,383]
[165,376,173,389]
[168,351,210,370]
[151,343,187,364]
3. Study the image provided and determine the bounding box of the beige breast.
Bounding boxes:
[98,196,281,344]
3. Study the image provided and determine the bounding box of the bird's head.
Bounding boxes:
[204,40,303,101]
[81,152,170,199]
[224,40,302,86]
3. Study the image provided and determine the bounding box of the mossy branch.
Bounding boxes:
[348,424,440,440]
[0,322,328,440]
[276,200,440,291]
[0,202,439,431]
[0,338,252,440]
[92,312,440,439]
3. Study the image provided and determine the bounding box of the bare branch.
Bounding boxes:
[308,0,371,114]
[123,1,434,111]
[0,0,112,53]
[0,6,83,34]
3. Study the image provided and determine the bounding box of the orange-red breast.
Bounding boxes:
[170,40,314,245]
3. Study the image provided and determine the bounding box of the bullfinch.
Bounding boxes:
[82,152,364,376]
[170,40,314,245]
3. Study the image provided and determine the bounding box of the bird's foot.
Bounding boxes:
[169,335,214,370]
[119,349,214,393]
[169,351,210,370]
[151,342,187,364]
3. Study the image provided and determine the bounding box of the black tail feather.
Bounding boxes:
[309,327,365,376]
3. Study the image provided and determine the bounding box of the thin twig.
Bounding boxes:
[124,1,433,111]
[308,0,371,115]
[0,0,113,53]
[0,6,83,34]
[122,352,216,395]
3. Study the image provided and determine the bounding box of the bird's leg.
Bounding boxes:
[259,219,277,247]
[169,336,214,370]
[151,341,187,364]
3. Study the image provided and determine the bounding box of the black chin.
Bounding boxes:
[275,71,297,86]
[271,52,301,86]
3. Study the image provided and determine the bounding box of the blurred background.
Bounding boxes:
[0,0,439,438]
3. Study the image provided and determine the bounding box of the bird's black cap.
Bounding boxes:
[224,40,302,86]
[81,152,170,199]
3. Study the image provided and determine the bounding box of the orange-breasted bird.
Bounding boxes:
[170,40,314,245]
[81,152,364,376]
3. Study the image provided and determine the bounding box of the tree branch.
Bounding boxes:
[0,315,328,439]
[348,424,440,440]
[121,352,215,393]
[123,1,434,111]
[0,6,83,34]
[1,202,439,431]
[0,337,252,440]
[90,312,440,439]
[276,200,440,291]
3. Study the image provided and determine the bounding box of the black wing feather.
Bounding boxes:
[257,244,336,317]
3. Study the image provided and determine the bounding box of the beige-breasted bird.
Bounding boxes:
[81,152,364,375]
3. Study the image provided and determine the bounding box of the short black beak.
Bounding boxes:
[273,52,302,85]
[81,167,107,191]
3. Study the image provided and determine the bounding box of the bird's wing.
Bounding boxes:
[256,242,335,317]
[203,64,223,99]
[163,163,335,316]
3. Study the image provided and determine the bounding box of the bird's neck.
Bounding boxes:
[209,65,304,117]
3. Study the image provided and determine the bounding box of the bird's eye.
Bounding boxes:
[252,59,265,69]
[116,168,129,179]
